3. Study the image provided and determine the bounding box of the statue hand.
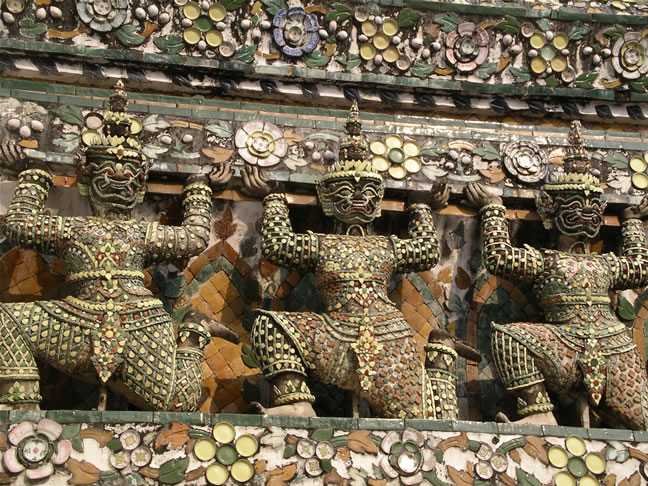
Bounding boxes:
[208,162,232,193]
[0,143,27,172]
[463,182,503,208]
[183,309,240,344]
[429,183,450,209]
[621,195,648,221]
[241,166,284,198]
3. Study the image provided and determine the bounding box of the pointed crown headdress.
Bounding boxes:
[76,81,148,194]
[320,100,383,183]
[543,120,602,195]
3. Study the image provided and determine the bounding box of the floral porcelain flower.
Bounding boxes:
[234,120,287,167]
[445,22,489,73]
[273,6,319,57]
[502,140,548,184]
[612,31,648,80]
[76,0,128,32]
[379,429,435,485]
[2,419,72,481]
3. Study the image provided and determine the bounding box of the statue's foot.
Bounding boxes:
[496,411,557,426]
[250,401,317,417]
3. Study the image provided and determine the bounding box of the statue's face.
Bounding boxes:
[318,176,385,225]
[88,158,147,213]
[553,191,604,239]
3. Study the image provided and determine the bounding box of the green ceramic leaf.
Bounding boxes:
[261,0,286,15]
[474,142,500,161]
[234,45,256,63]
[494,15,520,34]
[510,66,531,83]
[326,3,352,22]
[19,19,47,38]
[420,141,447,158]
[305,50,331,67]
[603,152,629,169]
[241,343,258,368]
[574,71,597,89]
[336,53,361,70]
[283,444,296,458]
[205,120,233,138]
[62,424,81,439]
[330,436,348,448]
[116,25,146,47]
[433,13,459,32]
[154,34,185,55]
[396,8,421,28]
[545,75,559,87]
[475,61,498,80]
[143,114,172,132]
[100,470,121,480]
[107,439,123,452]
[618,297,636,321]
[222,0,246,10]
[310,428,333,441]
[536,19,551,32]
[568,23,590,40]
[54,105,84,127]
[630,80,648,93]
[411,61,435,79]
[604,24,626,41]
[515,468,542,486]
[321,459,332,473]
[188,429,209,439]
[422,470,450,486]
[159,457,190,485]
[71,437,84,453]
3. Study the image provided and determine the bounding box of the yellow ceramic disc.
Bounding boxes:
[530,56,547,73]
[530,32,546,49]
[231,459,254,482]
[388,164,407,179]
[548,446,569,468]
[360,43,376,60]
[630,156,648,172]
[194,438,217,461]
[565,435,586,457]
[129,118,142,135]
[183,1,201,19]
[585,453,606,475]
[183,27,201,45]
[385,134,403,149]
[551,55,567,72]
[235,435,258,457]
[580,475,599,486]
[554,471,576,486]
[644,151,648,163]
[361,20,378,37]
[212,422,235,444]
[209,3,226,21]
[403,157,421,174]
[205,463,229,486]
[81,130,101,146]
[373,33,390,50]
[403,140,420,157]
[382,18,399,36]
[553,32,569,49]
[383,45,399,63]
[370,139,387,155]
[633,172,648,189]
[372,156,390,171]
[205,30,223,47]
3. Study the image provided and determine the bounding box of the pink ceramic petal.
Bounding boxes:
[258,153,280,167]
[25,463,53,481]
[52,439,72,465]
[380,456,399,479]
[8,422,35,446]
[36,418,63,441]
[273,138,288,158]
[3,448,25,473]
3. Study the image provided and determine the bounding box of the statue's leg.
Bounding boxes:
[0,303,41,410]
[491,324,561,425]
[117,321,203,412]
[251,313,316,416]
[602,349,647,430]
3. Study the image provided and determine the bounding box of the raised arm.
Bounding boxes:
[465,183,543,284]
[3,167,67,256]
[391,203,440,273]
[145,175,212,263]
[260,193,318,272]
[609,196,648,290]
